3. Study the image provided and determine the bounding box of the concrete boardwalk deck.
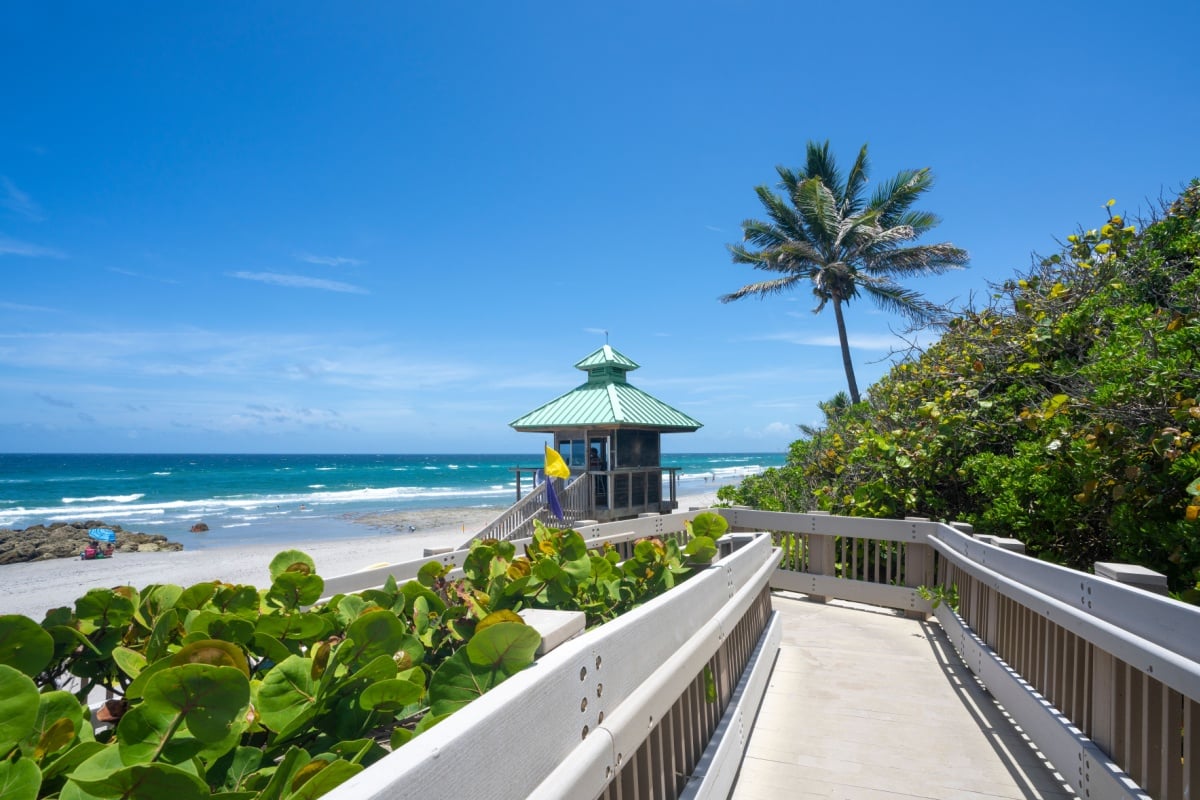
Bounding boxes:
[730,592,1078,800]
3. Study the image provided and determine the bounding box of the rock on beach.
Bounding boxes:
[0,521,184,565]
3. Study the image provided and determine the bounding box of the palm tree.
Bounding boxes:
[721,141,968,404]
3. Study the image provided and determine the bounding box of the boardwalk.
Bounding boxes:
[730,591,1078,800]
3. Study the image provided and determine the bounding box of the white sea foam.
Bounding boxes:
[62,493,145,504]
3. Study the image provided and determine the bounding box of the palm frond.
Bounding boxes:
[895,209,940,237]
[864,241,969,276]
[720,274,806,303]
[804,140,844,197]
[753,185,808,241]
[739,218,788,250]
[870,168,933,228]
[793,177,842,253]
[856,278,952,324]
[841,143,870,216]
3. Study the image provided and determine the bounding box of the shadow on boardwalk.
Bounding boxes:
[730,591,1077,800]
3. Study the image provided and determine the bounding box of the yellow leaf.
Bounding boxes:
[1106,198,1116,207]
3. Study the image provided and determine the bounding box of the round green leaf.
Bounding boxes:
[359,678,424,711]
[138,584,183,624]
[343,610,406,667]
[290,759,362,800]
[689,511,729,539]
[74,589,135,629]
[268,550,316,582]
[27,689,85,756]
[0,664,40,747]
[428,649,496,716]
[116,704,204,765]
[683,536,718,564]
[266,572,325,609]
[255,655,318,733]
[465,620,540,673]
[172,639,250,678]
[0,756,41,800]
[142,664,250,744]
[255,611,331,642]
[71,762,210,800]
[0,615,55,677]
[112,646,148,681]
[175,581,218,610]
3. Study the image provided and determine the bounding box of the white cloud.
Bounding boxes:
[1,177,44,221]
[0,234,64,258]
[741,421,797,440]
[754,331,921,351]
[230,271,369,294]
[294,252,365,267]
[0,300,57,313]
[108,267,181,284]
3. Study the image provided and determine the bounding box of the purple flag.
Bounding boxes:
[545,477,564,520]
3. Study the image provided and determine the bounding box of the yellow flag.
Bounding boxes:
[544,445,571,479]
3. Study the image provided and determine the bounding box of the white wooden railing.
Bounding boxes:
[722,508,1200,800]
[321,508,1200,800]
[323,513,781,800]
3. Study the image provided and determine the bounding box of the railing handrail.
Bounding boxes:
[322,523,779,800]
[926,523,1200,681]
[470,474,591,545]
[925,523,1200,701]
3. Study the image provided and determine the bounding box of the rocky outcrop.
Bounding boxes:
[0,521,184,565]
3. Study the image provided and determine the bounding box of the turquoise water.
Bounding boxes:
[0,452,784,547]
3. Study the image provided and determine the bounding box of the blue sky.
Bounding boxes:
[1,2,1196,455]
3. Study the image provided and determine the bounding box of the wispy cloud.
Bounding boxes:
[0,300,58,313]
[704,224,724,233]
[294,252,365,267]
[108,267,181,285]
[230,271,369,294]
[753,331,917,351]
[1,177,44,221]
[0,234,65,259]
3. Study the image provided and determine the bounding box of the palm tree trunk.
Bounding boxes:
[832,298,860,404]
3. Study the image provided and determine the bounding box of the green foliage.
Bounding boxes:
[682,512,727,564]
[725,181,1200,597]
[0,522,710,799]
[917,584,959,611]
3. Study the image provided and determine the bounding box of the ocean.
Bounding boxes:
[0,452,784,549]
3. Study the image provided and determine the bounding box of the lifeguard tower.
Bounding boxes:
[472,345,702,542]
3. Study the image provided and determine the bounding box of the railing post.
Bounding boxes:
[1094,562,1169,596]
[807,511,834,604]
[902,518,933,619]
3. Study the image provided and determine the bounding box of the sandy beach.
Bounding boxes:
[0,490,720,622]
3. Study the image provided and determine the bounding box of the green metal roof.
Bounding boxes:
[510,346,702,432]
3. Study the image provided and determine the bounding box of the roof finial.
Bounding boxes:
[604,329,609,344]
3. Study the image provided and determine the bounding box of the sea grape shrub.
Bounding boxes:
[0,521,712,800]
[721,181,1200,597]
